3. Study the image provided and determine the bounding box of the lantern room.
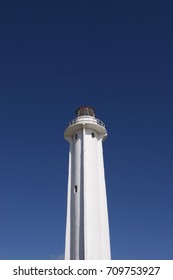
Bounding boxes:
[75,106,95,118]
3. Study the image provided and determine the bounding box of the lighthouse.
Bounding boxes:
[64,106,111,260]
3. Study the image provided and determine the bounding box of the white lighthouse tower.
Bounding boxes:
[64,106,111,260]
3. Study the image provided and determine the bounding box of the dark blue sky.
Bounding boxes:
[0,1,173,260]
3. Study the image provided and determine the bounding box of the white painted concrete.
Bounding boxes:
[64,111,111,260]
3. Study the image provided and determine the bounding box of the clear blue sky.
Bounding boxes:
[0,1,173,260]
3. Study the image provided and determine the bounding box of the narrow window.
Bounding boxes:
[75,134,77,139]
[74,185,77,193]
[91,132,95,138]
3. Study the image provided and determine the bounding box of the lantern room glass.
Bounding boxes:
[75,107,95,118]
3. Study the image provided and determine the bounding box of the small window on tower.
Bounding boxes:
[74,185,77,193]
[75,134,77,139]
[92,132,95,138]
